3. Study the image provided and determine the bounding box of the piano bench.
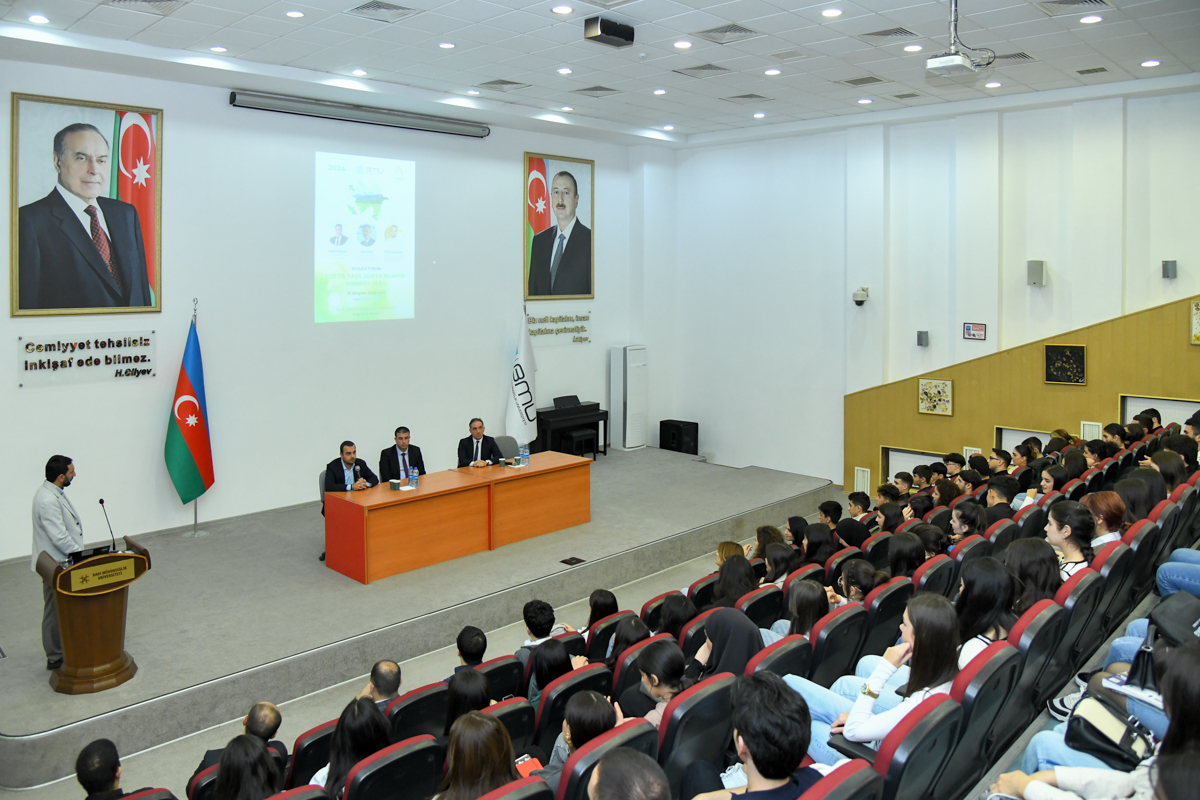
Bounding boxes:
[561,428,598,461]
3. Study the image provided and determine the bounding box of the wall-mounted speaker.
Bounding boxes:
[916,331,929,347]
[1027,260,1047,286]
[1163,260,1178,279]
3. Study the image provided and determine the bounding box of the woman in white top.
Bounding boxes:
[1045,501,1096,580]
[1080,492,1126,552]
[760,542,800,589]
[784,594,960,765]
[309,698,390,797]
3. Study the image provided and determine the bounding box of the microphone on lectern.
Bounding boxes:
[98,499,118,553]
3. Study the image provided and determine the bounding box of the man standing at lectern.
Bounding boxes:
[32,455,83,670]
[458,418,503,467]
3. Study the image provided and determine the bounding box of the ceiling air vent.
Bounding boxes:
[695,24,760,44]
[572,85,621,97]
[842,76,884,87]
[995,52,1037,62]
[894,92,922,99]
[673,63,733,78]
[580,0,637,8]
[769,49,811,62]
[475,79,531,92]
[1077,66,1108,75]
[104,0,188,14]
[722,93,771,104]
[858,27,918,43]
[344,1,423,23]
[1033,0,1110,17]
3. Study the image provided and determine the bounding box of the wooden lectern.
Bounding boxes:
[36,536,151,694]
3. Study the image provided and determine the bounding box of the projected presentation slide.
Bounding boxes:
[315,152,415,323]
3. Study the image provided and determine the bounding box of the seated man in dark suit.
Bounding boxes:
[355,660,402,712]
[320,441,379,561]
[457,418,503,468]
[76,739,149,800]
[378,426,425,483]
[191,702,287,782]
[985,476,1019,526]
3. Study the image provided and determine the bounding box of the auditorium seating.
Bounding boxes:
[749,557,767,581]
[783,564,823,597]
[583,611,635,663]
[912,555,953,597]
[687,574,719,610]
[1123,519,1162,601]
[1012,467,1031,493]
[186,765,217,800]
[533,663,612,754]
[1035,491,1062,509]
[657,673,736,799]
[556,720,658,800]
[824,547,867,587]
[286,718,338,788]
[744,634,812,679]
[860,533,891,571]
[1091,542,1135,637]
[983,520,1018,556]
[269,789,326,800]
[807,604,867,688]
[972,485,988,502]
[1150,500,1185,568]
[829,695,962,800]
[475,655,524,702]
[1039,569,1102,702]
[1013,505,1045,541]
[475,777,553,800]
[800,760,884,800]
[343,735,442,800]
[949,535,989,586]
[386,682,448,744]
[986,600,1066,758]
[736,585,783,628]
[1061,479,1086,502]
[128,792,179,800]
[856,578,913,660]
[611,633,673,700]
[679,608,719,659]
[895,519,921,535]
[948,494,972,511]
[482,697,536,752]
[639,591,680,632]
[924,506,951,534]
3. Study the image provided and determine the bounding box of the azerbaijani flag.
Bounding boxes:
[526,156,551,279]
[111,110,158,297]
[164,321,214,504]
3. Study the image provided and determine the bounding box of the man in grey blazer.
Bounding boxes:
[32,455,84,669]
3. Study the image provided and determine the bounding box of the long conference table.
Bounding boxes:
[323,451,592,584]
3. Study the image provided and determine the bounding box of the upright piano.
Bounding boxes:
[534,400,609,456]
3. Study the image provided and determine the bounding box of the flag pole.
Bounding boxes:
[182,297,210,539]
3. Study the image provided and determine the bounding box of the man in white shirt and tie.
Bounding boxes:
[32,455,85,670]
[457,419,504,468]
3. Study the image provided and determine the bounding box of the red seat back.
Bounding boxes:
[476,777,554,800]
[534,663,613,754]
[744,634,812,679]
[1092,542,1136,637]
[657,674,735,799]
[639,591,681,632]
[807,604,868,688]
[799,760,883,800]
[687,574,719,609]
[584,611,635,662]
[187,765,218,800]
[825,547,867,586]
[873,695,961,800]
[984,519,1018,555]
[736,585,783,629]
[1061,479,1086,501]
[475,655,524,702]
[482,697,536,752]
[555,720,658,800]
[343,735,442,800]
[912,555,953,597]
[861,532,891,570]
[782,563,823,598]
[286,718,338,788]
[678,607,719,660]
[1041,569,1103,700]
[386,682,449,744]
[987,600,1066,758]
[936,642,1019,795]
[611,633,673,701]
[858,578,914,659]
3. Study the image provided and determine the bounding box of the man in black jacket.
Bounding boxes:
[76,739,149,800]
[458,418,503,468]
[190,702,287,782]
[320,441,378,561]
[379,427,425,483]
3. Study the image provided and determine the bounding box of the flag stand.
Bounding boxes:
[182,500,209,538]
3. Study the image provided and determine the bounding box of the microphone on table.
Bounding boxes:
[98,499,118,553]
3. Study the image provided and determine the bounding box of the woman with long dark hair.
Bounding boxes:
[528,637,573,710]
[604,616,650,670]
[444,668,492,737]
[214,735,280,800]
[433,712,520,800]
[762,541,800,587]
[1005,539,1063,616]
[888,531,925,579]
[1128,467,1169,508]
[580,590,618,640]
[770,579,830,638]
[310,698,390,797]
[825,559,885,606]
[1150,451,1188,493]
[745,525,785,560]
[785,594,960,765]
[618,639,693,729]
[948,500,986,548]
[1115,478,1155,525]
[875,503,905,535]
[801,524,840,569]
[1045,500,1096,579]
[914,523,946,559]
[531,691,616,794]
[655,593,698,640]
[1062,449,1088,481]
[703,554,758,611]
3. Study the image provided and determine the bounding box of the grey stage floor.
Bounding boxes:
[0,447,829,738]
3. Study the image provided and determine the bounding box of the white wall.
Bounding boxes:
[0,59,633,562]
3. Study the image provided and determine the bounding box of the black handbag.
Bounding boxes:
[1063,693,1154,771]
[1125,624,1157,692]
[1148,591,1200,646]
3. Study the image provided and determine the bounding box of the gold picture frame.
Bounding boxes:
[918,378,953,416]
[524,152,594,300]
[11,92,162,316]
[1045,344,1086,385]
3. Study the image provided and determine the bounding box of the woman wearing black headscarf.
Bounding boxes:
[684,608,763,682]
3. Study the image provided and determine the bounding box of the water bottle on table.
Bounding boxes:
[408,466,419,488]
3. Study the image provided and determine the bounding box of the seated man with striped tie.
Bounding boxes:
[379,426,426,484]
[457,418,504,468]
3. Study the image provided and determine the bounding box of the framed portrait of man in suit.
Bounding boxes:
[524,153,594,300]
[11,93,163,316]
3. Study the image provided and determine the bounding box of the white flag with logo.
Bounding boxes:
[506,313,538,446]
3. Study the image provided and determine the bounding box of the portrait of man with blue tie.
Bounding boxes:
[526,163,593,299]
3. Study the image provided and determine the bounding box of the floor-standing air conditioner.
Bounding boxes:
[609,346,648,449]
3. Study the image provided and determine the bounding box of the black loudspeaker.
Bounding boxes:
[660,420,698,455]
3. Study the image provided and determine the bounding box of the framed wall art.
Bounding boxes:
[918,378,953,416]
[524,152,594,300]
[1045,344,1086,385]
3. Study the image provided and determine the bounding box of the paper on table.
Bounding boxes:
[398,485,416,491]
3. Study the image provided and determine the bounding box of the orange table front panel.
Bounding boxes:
[486,453,591,548]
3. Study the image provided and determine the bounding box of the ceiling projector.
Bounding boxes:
[926,53,979,77]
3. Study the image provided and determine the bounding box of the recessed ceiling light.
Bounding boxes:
[351,69,367,76]
[753,112,765,118]
[552,5,573,13]
[561,106,573,111]
[904,44,922,52]
[439,42,455,49]
[1080,15,1102,24]
[286,10,304,18]
[558,67,572,74]
[764,68,781,75]
[663,125,674,130]
[858,98,872,104]
[985,81,1002,88]
[821,8,842,17]
[467,89,480,95]
[653,88,666,95]
[1141,59,1160,67]
[674,40,692,49]
[28,14,49,24]
[210,45,227,52]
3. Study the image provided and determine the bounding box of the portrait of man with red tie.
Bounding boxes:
[13,95,161,315]
[525,153,594,300]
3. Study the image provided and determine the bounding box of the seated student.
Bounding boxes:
[192,702,287,781]
[968,454,992,477]
[912,465,934,494]
[1013,444,1035,472]
[714,540,744,570]
[1062,449,1088,481]
[1002,749,1195,800]
[356,661,401,711]
[834,517,871,550]
[617,639,692,727]
[604,616,651,669]
[875,502,905,534]
[1005,539,1063,616]
[988,448,1013,476]
[1026,464,1069,507]
[1162,434,1199,477]
[528,638,583,711]
[783,516,805,546]
[944,453,966,477]
[902,493,935,524]
[1080,491,1126,550]
[588,748,671,800]
[875,484,902,508]
[1123,423,1145,447]
[817,501,843,531]
[704,555,759,611]
[446,627,486,682]
[888,531,925,579]
[770,579,830,638]
[1102,423,1127,448]
[930,479,961,509]
[1053,428,1081,447]
[1015,641,1200,776]
[580,590,619,643]
[985,476,1019,525]
[514,599,573,670]
[214,736,280,800]
[1151,450,1188,492]
[930,462,949,482]
[683,673,824,800]
[1142,408,1164,434]
[948,499,986,548]
[824,559,885,607]
[76,739,149,800]
[893,472,914,496]
[954,469,986,497]
[761,542,801,588]
[684,608,763,683]
[310,698,390,795]
[1115,477,1155,524]
[443,669,492,744]
[846,492,873,520]
[784,595,959,765]
[1082,439,1107,469]
[434,712,519,800]
[799,524,840,569]
[745,525,785,560]
[531,691,616,794]
[1045,501,1096,579]
[657,593,699,640]
[913,523,946,559]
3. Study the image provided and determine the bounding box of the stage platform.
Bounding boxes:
[0,447,835,789]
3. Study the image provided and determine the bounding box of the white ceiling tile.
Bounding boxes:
[169,4,247,26]
[142,16,222,39]
[240,39,325,63]
[80,4,159,30]
[193,0,276,12]
[230,15,299,36]
[284,26,356,45]
[128,28,204,48]
[256,2,338,24]
[310,13,387,35]
[66,19,140,38]
[287,50,358,70]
